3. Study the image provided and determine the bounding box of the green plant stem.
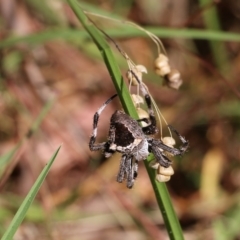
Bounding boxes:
[1,28,240,50]
[199,0,229,74]
[68,1,184,239]
[1,146,61,240]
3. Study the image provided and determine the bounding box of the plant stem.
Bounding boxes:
[68,1,184,239]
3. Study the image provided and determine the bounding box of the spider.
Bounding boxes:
[89,89,189,188]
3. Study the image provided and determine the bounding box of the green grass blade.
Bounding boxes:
[68,0,136,116]
[68,1,184,239]
[0,99,54,181]
[1,28,240,50]
[25,0,62,25]
[0,143,22,177]
[27,99,54,137]
[1,146,61,240]
[199,0,229,73]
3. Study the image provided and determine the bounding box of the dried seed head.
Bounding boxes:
[165,69,183,90]
[157,165,174,176]
[136,108,149,119]
[131,94,144,106]
[155,54,169,67]
[154,54,171,76]
[127,65,147,86]
[155,66,171,77]
[156,174,171,182]
[149,160,160,169]
[162,137,176,147]
[150,161,174,182]
[136,64,148,74]
[136,108,150,127]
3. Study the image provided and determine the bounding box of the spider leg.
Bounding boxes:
[141,90,157,134]
[150,139,183,156]
[133,161,139,180]
[150,142,172,167]
[116,155,138,188]
[126,157,140,188]
[168,125,189,153]
[89,94,117,152]
[126,156,134,188]
[117,154,127,183]
[126,159,139,188]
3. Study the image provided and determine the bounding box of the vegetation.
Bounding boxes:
[0,1,240,239]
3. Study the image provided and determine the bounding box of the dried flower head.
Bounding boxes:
[165,69,183,90]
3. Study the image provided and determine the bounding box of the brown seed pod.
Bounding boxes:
[156,174,171,182]
[154,54,171,76]
[165,69,183,90]
[157,165,174,176]
[149,160,160,170]
[136,108,150,127]
[150,160,174,182]
[127,65,147,86]
[131,94,144,106]
[162,136,176,157]
[162,137,176,147]
[156,165,174,182]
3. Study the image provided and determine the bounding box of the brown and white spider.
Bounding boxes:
[89,87,189,188]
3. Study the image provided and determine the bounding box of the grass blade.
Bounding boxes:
[68,1,184,239]
[199,0,229,73]
[0,99,54,186]
[1,28,240,50]
[0,143,22,178]
[1,146,61,240]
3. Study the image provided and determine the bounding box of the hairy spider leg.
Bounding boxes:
[126,156,134,188]
[117,154,127,183]
[133,161,139,180]
[149,128,189,168]
[168,125,189,153]
[117,154,139,188]
[89,94,118,152]
[117,155,132,187]
[126,157,139,188]
[149,142,172,168]
[148,127,189,167]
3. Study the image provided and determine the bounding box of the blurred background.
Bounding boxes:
[1,0,240,239]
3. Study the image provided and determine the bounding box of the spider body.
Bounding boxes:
[89,92,189,188]
[108,110,149,161]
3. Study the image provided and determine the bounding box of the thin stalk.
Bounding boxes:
[68,1,184,239]
[1,146,61,240]
[199,0,229,74]
[1,28,240,50]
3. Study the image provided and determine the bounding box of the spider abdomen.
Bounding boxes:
[108,110,149,160]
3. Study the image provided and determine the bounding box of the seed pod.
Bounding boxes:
[131,94,144,106]
[155,66,171,76]
[136,107,149,119]
[149,160,159,169]
[156,174,171,182]
[162,137,176,147]
[165,69,183,90]
[158,165,174,176]
[162,136,176,157]
[154,54,171,76]
[136,65,147,74]
[127,65,147,86]
[136,108,150,127]
[154,54,169,68]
